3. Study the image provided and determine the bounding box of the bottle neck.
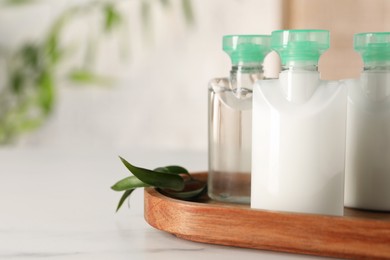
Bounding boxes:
[361,61,390,101]
[230,63,264,93]
[363,61,390,71]
[279,62,320,104]
[281,61,318,72]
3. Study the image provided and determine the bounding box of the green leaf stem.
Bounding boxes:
[116,189,135,212]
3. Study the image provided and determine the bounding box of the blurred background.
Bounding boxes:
[0,0,389,153]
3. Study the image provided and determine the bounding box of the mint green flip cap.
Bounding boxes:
[354,32,390,63]
[223,35,271,65]
[271,29,330,64]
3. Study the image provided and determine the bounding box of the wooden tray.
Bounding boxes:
[144,173,390,259]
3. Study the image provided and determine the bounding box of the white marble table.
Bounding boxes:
[0,148,327,259]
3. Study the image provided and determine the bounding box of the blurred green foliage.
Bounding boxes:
[0,0,195,144]
[0,2,123,143]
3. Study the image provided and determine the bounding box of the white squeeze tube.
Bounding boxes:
[345,32,390,211]
[251,30,347,216]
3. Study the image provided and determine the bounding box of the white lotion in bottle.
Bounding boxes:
[345,32,390,211]
[251,30,347,216]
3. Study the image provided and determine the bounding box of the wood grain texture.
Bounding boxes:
[144,173,390,259]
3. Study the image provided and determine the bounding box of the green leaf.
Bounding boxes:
[111,176,150,191]
[141,0,151,34]
[154,165,192,180]
[10,71,24,94]
[159,187,205,200]
[21,44,40,69]
[45,33,62,65]
[154,165,189,174]
[37,70,55,114]
[104,4,122,32]
[44,10,72,65]
[116,189,135,212]
[119,157,184,191]
[18,118,43,132]
[159,0,170,9]
[159,179,206,200]
[68,70,113,86]
[181,0,194,25]
[3,0,36,5]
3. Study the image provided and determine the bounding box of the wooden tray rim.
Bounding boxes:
[144,172,390,259]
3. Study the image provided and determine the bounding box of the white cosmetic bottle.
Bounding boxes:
[345,32,390,211]
[251,30,347,216]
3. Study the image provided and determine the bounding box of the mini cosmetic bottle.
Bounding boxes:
[345,32,390,211]
[208,35,271,204]
[251,30,347,216]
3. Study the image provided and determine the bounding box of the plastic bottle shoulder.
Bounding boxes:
[253,77,346,115]
[208,77,230,92]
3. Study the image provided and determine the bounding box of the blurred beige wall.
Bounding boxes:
[283,0,390,80]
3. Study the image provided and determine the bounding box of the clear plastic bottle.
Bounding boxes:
[208,35,271,204]
[345,32,390,211]
[251,30,347,215]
